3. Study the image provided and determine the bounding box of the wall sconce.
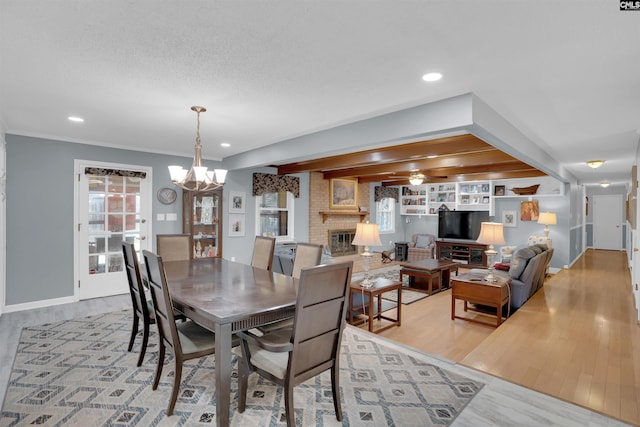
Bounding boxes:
[537,212,557,237]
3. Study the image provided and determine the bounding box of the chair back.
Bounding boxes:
[251,236,276,270]
[288,261,353,386]
[291,243,323,279]
[122,242,149,321]
[157,234,192,262]
[143,250,180,352]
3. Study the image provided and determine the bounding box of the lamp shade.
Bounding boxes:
[352,223,382,247]
[537,212,557,226]
[476,222,506,246]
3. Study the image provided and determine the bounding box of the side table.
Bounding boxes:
[451,273,511,327]
[394,242,409,262]
[349,277,402,333]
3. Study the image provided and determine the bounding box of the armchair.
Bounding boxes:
[406,233,436,262]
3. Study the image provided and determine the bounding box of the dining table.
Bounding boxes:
[162,257,298,427]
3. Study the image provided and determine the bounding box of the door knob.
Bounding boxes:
[140,236,146,240]
[634,248,639,252]
[141,219,146,223]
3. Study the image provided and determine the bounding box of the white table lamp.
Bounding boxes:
[538,212,557,237]
[476,222,506,282]
[352,222,382,288]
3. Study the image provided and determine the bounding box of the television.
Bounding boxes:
[438,210,490,241]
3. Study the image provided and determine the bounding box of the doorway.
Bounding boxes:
[593,194,623,250]
[74,160,152,300]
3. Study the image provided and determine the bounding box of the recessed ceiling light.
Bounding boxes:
[422,72,442,82]
[68,116,84,123]
[220,142,230,148]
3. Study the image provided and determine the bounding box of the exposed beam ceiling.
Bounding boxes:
[275,134,545,185]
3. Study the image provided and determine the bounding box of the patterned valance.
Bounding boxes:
[84,167,147,179]
[252,173,300,198]
[374,186,399,202]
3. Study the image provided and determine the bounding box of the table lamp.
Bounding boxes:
[537,212,557,237]
[476,222,506,282]
[352,222,382,288]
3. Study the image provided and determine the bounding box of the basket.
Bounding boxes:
[509,184,539,195]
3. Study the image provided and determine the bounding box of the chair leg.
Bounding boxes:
[284,381,295,427]
[331,365,343,421]
[128,313,139,352]
[167,356,182,416]
[237,355,248,412]
[153,341,165,390]
[136,319,150,367]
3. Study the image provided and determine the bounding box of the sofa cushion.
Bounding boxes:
[509,247,537,279]
[415,235,434,248]
[529,245,543,255]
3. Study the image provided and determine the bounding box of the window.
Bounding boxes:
[376,197,395,233]
[255,190,295,242]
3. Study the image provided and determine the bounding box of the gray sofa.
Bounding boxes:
[493,243,554,310]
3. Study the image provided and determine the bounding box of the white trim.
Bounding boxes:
[2,295,77,314]
[0,131,5,316]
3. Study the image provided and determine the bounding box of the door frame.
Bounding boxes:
[73,159,153,302]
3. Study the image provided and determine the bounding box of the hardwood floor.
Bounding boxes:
[369,249,640,426]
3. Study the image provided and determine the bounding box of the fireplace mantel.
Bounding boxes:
[319,211,367,224]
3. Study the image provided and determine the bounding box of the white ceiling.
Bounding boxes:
[1,1,639,186]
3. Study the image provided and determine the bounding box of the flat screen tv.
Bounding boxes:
[438,210,490,241]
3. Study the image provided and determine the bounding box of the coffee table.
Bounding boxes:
[451,273,511,327]
[349,277,402,333]
[399,259,459,295]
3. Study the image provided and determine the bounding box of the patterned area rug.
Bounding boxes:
[354,265,428,305]
[1,310,483,426]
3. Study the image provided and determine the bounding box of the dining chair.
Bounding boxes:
[258,242,324,334]
[234,261,353,427]
[143,250,228,416]
[251,236,276,270]
[122,241,155,367]
[156,234,192,262]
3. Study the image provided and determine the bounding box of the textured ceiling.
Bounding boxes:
[1,1,639,186]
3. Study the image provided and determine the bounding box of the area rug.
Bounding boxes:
[354,265,429,305]
[1,310,482,426]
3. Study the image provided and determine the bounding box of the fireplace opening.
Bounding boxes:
[328,229,357,256]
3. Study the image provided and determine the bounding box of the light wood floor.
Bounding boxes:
[365,249,640,426]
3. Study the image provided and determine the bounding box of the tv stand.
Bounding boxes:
[436,241,487,268]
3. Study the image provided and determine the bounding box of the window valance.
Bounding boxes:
[374,186,399,202]
[84,167,147,179]
[252,173,300,198]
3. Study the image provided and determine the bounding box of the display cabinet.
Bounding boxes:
[436,241,487,268]
[182,189,222,259]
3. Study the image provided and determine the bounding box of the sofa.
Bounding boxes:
[406,233,436,262]
[492,243,554,310]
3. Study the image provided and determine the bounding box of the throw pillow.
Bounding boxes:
[508,247,537,279]
[415,235,433,248]
[494,263,510,271]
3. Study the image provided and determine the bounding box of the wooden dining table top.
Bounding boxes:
[162,257,298,326]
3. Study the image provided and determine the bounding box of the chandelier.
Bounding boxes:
[168,106,227,192]
[409,172,425,186]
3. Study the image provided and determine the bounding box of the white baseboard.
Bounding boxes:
[549,267,561,274]
[2,295,76,314]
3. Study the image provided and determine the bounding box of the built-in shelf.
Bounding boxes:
[319,211,368,223]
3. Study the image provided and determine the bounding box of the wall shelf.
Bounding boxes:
[319,211,367,223]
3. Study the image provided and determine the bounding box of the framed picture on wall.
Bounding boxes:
[494,185,506,196]
[228,214,245,237]
[329,178,358,209]
[229,191,245,213]
[502,210,517,228]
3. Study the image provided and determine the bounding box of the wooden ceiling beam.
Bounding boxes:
[276,134,492,175]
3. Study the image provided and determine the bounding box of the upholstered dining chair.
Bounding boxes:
[234,261,353,427]
[122,241,155,367]
[143,250,229,416]
[156,234,192,262]
[251,236,276,270]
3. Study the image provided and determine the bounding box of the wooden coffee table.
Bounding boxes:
[349,277,401,333]
[399,259,459,295]
[451,273,511,327]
